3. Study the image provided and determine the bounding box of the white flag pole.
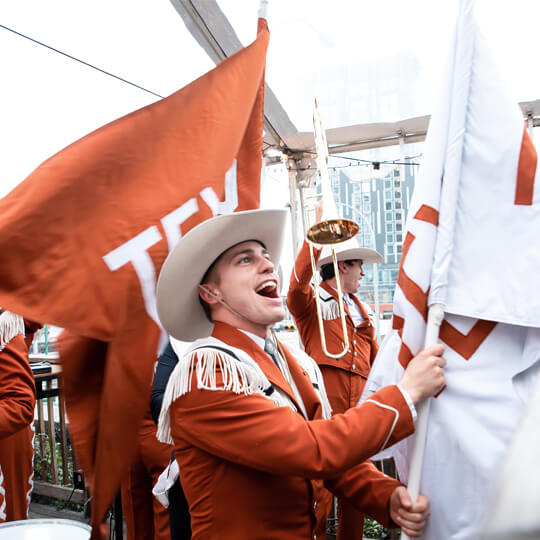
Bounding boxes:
[401,303,444,540]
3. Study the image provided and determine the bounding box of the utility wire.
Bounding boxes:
[0,23,423,166]
[0,24,164,99]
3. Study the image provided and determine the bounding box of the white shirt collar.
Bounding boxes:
[238,328,267,350]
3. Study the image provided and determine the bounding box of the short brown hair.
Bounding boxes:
[320,259,358,281]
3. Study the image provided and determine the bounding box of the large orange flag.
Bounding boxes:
[0,19,269,537]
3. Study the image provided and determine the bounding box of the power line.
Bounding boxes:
[0,24,164,99]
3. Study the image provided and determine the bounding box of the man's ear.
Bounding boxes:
[337,260,348,274]
[198,284,220,305]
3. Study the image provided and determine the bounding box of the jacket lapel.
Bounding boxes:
[278,342,324,420]
[211,322,303,411]
[350,294,371,330]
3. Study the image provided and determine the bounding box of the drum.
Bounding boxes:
[0,518,91,539]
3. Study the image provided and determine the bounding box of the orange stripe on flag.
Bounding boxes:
[398,341,414,369]
[514,125,537,206]
[392,314,404,331]
[397,233,429,321]
[414,204,439,226]
[439,319,497,360]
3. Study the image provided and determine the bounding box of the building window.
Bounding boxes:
[387,234,393,242]
[395,201,402,209]
[397,245,402,254]
[385,180,391,188]
[386,223,393,232]
[385,202,392,210]
[384,191,392,200]
[395,189,401,199]
[393,169,400,177]
[388,246,394,254]
[396,233,403,242]
[385,212,392,221]
[396,224,402,231]
[396,212,402,220]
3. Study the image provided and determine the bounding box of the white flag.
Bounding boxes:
[362,1,540,538]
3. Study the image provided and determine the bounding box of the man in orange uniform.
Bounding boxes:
[0,309,36,522]
[154,208,445,540]
[287,229,384,539]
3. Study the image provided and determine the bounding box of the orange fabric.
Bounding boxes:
[439,319,497,360]
[169,322,412,539]
[514,125,537,205]
[397,233,429,322]
[0,19,269,538]
[121,411,173,540]
[0,333,36,522]
[325,363,369,540]
[413,204,439,226]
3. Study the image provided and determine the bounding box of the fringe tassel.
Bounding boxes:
[295,351,333,419]
[157,348,274,444]
[320,299,340,321]
[0,311,24,352]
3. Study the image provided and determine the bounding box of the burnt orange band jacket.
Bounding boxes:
[157,322,414,540]
[287,240,379,410]
[0,312,36,522]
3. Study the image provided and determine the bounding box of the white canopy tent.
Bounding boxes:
[171,0,540,154]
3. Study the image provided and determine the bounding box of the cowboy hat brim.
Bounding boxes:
[317,246,382,268]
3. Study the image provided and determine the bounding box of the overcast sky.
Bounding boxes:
[0,0,537,202]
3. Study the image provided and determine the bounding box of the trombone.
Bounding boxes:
[306,100,359,359]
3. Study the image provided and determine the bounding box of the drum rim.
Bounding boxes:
[0,518,91,531]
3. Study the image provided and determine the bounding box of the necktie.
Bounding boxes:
[264,338,280,368]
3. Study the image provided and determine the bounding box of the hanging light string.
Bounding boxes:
[271,147,421,171]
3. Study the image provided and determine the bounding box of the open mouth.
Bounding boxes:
[255,280,280,299]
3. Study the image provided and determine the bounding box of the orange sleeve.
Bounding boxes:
[170,378,413,480]
[0,334,36,439]
[286,240,321,321]
[325,460,401,527]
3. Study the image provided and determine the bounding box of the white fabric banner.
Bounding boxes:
[366,321,540,539]
[427,4,539,326]
[362,0,540,538]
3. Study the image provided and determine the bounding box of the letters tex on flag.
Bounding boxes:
[361,1,540,539]
[0,17,269,538]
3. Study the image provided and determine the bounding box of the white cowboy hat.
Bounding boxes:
[157,208,288,341]
[316,236,382,269]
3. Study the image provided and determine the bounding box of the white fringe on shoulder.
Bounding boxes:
[318,288,341,321]
[0,311,24,352]
[320,299,340,321]
[157,338,295,444]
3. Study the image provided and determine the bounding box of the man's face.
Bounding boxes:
[340,259,365,294]
[204,240,284,334]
